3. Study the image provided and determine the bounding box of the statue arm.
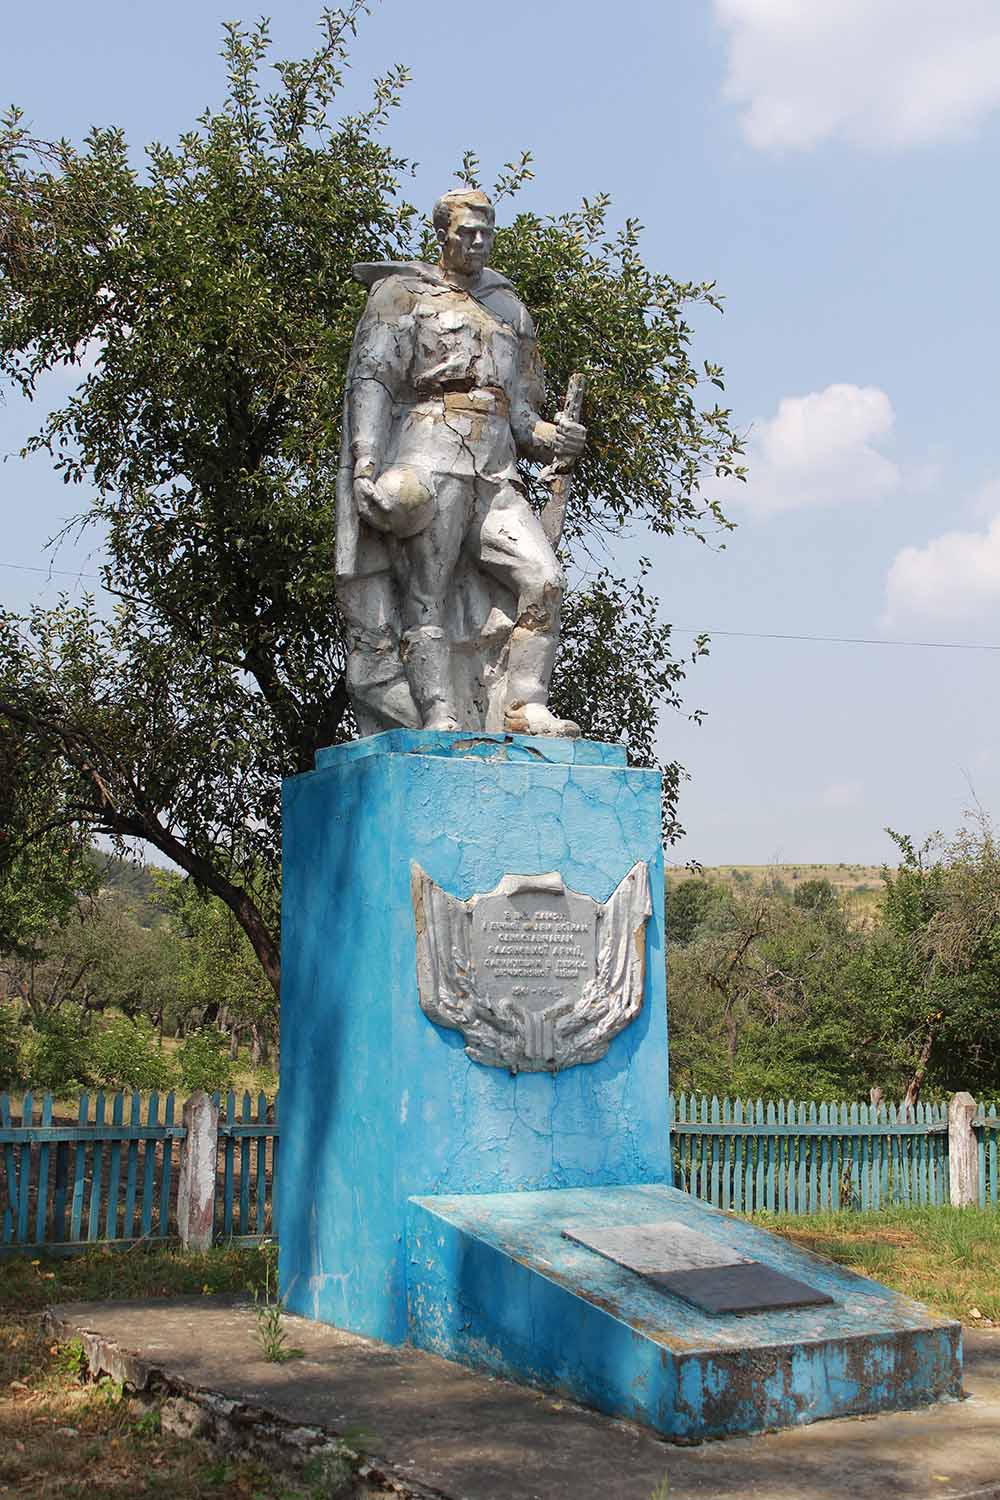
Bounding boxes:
[346,278,415,475]
[510,314,559,462]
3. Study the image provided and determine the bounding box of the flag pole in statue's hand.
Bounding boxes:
[539,372,586,550]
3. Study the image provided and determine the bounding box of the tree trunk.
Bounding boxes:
[902,1028,936,1116]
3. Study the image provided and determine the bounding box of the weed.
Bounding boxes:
[133,1404,161,1438]
[649,1477,670,1499]
[301,1444,359,1497]
[56,1335,87,1380]
[253,1254,304,1363]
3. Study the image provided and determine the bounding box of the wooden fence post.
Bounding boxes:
[948,1091,979,1208]
[177,1090,219,1250]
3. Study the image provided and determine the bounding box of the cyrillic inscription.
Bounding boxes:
[472,885,597,1014]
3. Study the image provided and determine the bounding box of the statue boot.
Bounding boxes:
[503,614,580,738]
[402,626,460,732]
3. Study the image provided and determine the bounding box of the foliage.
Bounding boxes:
[851,822,1000,1104]
[0,1001,22,1089]
[89,1013,175,1089]
[665,878,723,947]
[0,8,742,993]
[157,870,276,1055]
[0,717,97,959]
[176,1027,234,1093]
[16,1005,93,1093]
[668,876,866,1101]
[554,562,709,839]
[0,886,181,1030]
[669,820,1000,1103]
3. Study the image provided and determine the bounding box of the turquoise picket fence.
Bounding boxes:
[669,1094,952,1213]
[0,1089,277,1257]
[977,1101,1000,1209]
[3,1088,998,1254]
[215,1089,279,1243]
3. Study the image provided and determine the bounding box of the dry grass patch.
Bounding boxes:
[0,1246,361,1498]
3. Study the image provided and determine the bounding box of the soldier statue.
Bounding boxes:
[335,188,586,737]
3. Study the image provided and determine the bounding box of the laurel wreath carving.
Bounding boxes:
[411,862,651,1073]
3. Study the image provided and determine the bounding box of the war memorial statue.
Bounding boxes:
[279,186,962,1443]
[335,188,586,737]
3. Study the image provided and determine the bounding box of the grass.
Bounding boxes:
[0,1245,359,1498]
[758,1205,1000,1323]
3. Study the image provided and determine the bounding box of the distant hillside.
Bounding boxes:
[666,862,886,908]
[86,850,169,923]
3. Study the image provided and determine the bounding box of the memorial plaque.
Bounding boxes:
[562,1220,750,1275]
[471,878,598,1060]
[646,1263,835,1315]
[411,862,652,1073]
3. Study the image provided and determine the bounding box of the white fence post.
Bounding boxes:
[177,1090,219,1250]
[948,1091,979,1208]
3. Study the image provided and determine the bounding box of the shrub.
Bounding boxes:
[176,1028,233,1093]
[0,1003,24,1090]
[90,1015,176,1090]
[19,1007,93,1093]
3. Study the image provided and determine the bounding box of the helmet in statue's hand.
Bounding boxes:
[356,464,434,539]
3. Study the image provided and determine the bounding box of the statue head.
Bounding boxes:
[433,189,495,278]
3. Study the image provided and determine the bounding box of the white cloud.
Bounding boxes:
[883,506,1000,628]
[729,383,899,519]
[820,781,863,810]
[714,0,1000,150]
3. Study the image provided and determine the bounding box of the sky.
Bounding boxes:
[3,0,1000,867]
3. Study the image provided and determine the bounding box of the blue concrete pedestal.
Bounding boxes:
[278,731,670,1343]
[279,730,961,1437]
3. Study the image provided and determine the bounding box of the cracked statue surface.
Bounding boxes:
[335,189,587,737]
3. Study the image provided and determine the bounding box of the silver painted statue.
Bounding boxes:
[335,189,586,737]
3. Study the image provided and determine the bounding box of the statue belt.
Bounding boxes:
[407,386,510,418]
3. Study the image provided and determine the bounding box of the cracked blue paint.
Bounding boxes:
[278,732,670,1343]
[405,1184,962,1439]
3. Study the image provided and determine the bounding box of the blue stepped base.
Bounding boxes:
[278,731,670,1344]
[406,1183,962,1440]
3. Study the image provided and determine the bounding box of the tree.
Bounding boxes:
[0,885,180,1027]
[0,6,743,994]
[853,824,1000,1106]
[0,714,97,956]
[156,870,276,1061]
[667,877,868,1100]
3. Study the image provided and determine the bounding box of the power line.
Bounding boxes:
[2,558,999,652]
[671,625,1000,652]
[0,559,102,579]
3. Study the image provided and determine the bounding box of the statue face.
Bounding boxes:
[437,208,495,277]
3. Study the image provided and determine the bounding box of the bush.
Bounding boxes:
[19,1007,93,1093]
[176,1028,233,1092]
[0,1003,24,1090]
[90,1014,175,1090]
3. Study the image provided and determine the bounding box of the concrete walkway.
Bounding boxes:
[46,1298,1000,1500]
